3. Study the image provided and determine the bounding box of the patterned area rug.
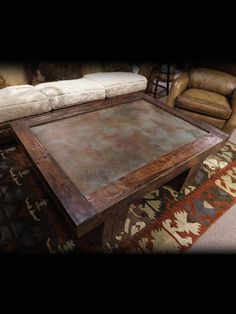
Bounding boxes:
[1,140,236,254]
[115,159,236,253]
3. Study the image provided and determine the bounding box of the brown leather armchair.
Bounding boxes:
[166,67,236,134]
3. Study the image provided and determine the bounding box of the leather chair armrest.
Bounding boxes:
[223,89,236,134]
[166,72,189,108]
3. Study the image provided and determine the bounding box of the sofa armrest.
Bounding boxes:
[166,72,189,108]
[223,89,236,134]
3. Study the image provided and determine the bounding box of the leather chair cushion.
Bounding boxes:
[189,68,236,96]
[176,107,226,129]
[176,88,232,119]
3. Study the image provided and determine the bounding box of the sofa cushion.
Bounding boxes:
[176,88,232,119]
[176,107,226,129]
[35,78,106,110]
[0,85,51,124]
[84,72,147,98]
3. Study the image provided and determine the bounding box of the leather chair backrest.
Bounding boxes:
[189,68,236,97]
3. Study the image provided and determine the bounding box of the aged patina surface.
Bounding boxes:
[32,99,207,195]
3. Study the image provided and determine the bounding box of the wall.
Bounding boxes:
[81,63,104,75]
[0,64,29,85]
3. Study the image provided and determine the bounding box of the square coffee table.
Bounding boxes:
[10,92,229,245]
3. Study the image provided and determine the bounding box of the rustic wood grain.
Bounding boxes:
[10,120,98,238]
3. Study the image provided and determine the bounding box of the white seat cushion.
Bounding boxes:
[84,72,147,98]
[0,85,51,123]
[35,78,106,110]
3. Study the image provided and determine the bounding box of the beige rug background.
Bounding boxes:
[187,129,236,253]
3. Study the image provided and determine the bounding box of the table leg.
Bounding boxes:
[78,204,129,251]
[180,162,202,192]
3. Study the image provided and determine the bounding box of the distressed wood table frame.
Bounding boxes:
[10,92,229,245]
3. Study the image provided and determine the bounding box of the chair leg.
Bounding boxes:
[166,63,170,96]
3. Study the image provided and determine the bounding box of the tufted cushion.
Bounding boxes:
[189,68,236,96]
[0,85,51,123]
[84,72,147,98]
[35,78,106,110]
[176,88,232,119]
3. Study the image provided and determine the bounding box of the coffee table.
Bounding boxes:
[10,92,229,245]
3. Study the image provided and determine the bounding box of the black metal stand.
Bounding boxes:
[152,63,171,98]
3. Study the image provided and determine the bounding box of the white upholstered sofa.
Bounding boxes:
[0,71,147,141]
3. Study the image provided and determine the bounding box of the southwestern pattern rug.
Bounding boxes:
[1,140,236,254]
